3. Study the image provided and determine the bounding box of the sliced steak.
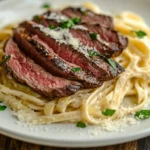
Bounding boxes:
[13,28,101,88]
[4,38,82,98]
[34,12,127,57]
[80,23,128,54]
[62,7,114,29]
[69,28,120,58]
[21,21,124,81]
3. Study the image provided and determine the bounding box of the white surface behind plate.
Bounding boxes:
[0,0,150,147]
[0,0,150,28]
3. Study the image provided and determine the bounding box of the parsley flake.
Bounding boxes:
[89,51,101,57]
[102,109,116,116]
[132,30,147,38]
[72,17,81,24]
[60,17,81,29]
[135,110,150,120]
[89,33,97,40]
[1,55,11,66]
[72,67,81,73]
[76,121,86,128]
[35,15,41,23]
[0,105,7,111]
[107,58,116,70]
[60,19,74,29]
[42,3,51,9]
[49,24,56,29]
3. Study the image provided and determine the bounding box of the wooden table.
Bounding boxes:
[0,134,149,150]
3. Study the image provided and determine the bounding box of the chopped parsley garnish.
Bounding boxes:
[35,15,41,23]
[60,19,74,29]
[89,51,102,57]
[0,105,7,111]
[76,121,86,128]
[102,108,116,116]
[71,17,81,24]
[135,110,150,120]
[72,67,81,73]
[0,55,11,66]
[60,17,81,29]
[89,51,116,70]
[49,24,56,29]
[107,58,116,70]
[89,32,97,40]
[42,3,51,9]
[132,30,147,38]
[88,51,116,70]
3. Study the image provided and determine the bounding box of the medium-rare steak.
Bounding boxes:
[21,21,124,81]
[78,23,128,56]
[2,7,128,99]
[13,28,101,88]
[80,23,128,48]
[34,12,128,57]
[4,39,82,98]
[62,7,114,29]
[67,28,120,58]
[34,15,118,58]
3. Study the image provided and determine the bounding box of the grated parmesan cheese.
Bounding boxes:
[43,12,68,22]
[73,25,88,30]
[33,24,99,58]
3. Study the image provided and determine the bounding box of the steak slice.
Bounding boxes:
[78,23,128,56]
[34,12,127,57]
[68,28,120,58]
[4,39,82,98]
[21,21,124,81]
[61,7,114,29]
[13,28,101,88]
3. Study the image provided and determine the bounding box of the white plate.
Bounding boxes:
[0,0,150,148]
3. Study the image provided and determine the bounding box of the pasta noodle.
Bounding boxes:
[0,3,150,127]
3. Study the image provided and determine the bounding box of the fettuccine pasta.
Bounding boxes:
[0,3,149,127]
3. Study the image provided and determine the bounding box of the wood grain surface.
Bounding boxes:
[0,134,149,150]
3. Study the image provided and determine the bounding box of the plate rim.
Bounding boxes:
[0,123,150,147]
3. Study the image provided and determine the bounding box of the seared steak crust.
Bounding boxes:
[2,7,128,98]
[21,21,124,81]
[34,12,128,57]
[61,7,114,29]
[14,28,101,88]
[4,39,82,98]
[79,23,128,56]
